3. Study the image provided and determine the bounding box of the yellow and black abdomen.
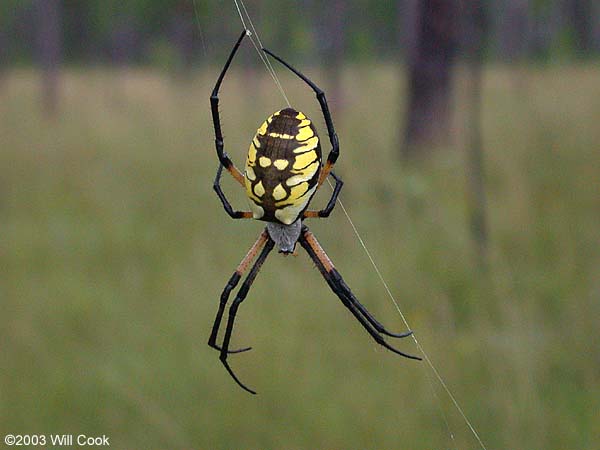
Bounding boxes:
[244,108,321,225]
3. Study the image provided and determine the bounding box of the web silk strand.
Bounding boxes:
[233,0,291,107]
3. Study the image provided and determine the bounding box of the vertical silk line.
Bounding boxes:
[192,0,208,58]
[226,2,487,449]
[233,0,291,107]
[238,0,291,108]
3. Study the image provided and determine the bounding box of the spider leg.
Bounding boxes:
[211,29,247,187]
[299,226,421,361]
[219,236,275,394]
[261,48,339,187]
[331,271,414,339]
[213,163,253,219]
[208,230,269,353]
[303,171,343,219]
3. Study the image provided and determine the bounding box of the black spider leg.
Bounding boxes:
[219,237,276,394]
[305,171,344,219]
[320,172,343,217]
[211,30,247,183]
[213,163,252,219]
[299,226,421,361]
[208,264,251,354]
[262,47,340,169]
[208,231,270,354]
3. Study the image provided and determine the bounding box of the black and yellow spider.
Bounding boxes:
[209,30,420,394]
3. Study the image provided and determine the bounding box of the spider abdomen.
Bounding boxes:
[245,108,322,225]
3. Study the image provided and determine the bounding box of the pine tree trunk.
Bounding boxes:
[463,0,489,270]
[565,0,593,56]
[36,0,61,117]
[0,30,7,90]
[403,0,458,158]
[321,0,346,109]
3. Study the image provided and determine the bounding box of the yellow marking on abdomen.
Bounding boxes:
[250,203,264,219]
[273,159,289,170]
[274,184,318,225]
[275,183,308,207]
[293,136,319,153]
[247,142,257,165]
[296,126,313,141]
[291,160,320,178]
[293,150,317,170]
[253,181,265,197]
[286,172,314,186]
[269,132,294,139]
[287,182,309,203]
[245,177,260,202]
[259,156,272,167]
[245,166,256,181]
[257,121,268,136]
[272,183,287,201]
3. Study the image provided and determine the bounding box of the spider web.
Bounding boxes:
[197,1,488,449]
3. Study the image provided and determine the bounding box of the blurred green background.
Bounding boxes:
[1,1,600,449]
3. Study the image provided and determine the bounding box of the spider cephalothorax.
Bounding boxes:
[208,30,420,394]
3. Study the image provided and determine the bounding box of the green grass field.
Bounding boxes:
[1,64,599,449]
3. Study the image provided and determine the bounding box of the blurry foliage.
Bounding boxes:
[1,0,600,66]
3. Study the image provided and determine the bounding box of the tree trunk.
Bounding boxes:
[463,0,489,270]
[312,0,348,111]
[398,0,420,62]
[565,0,593,56]
[109,18,138,66]
[318,0,346,108]
[35,0,61,117]
[170,1,196,74]
[0,30,7,90]
[498,0,530,61]
[403,0,458,158]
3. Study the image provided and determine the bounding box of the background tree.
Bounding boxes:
[315,0,347,108]
[402,0,459,158]
[35,0,61,117]
[0,30,7,90]
[168,1,197,73]
[463,0,490,269]
[565,0,594,57]
[496,0,530,61]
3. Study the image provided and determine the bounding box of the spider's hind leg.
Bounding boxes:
[299,226,421,361]
[331,271,414,339]
[218,236,275,395]
[208,230,269,354]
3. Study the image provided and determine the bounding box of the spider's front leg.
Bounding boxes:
[211,29,248,187]
[262,47,339,187]
[299,226,421,361]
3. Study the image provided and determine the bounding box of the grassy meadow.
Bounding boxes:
[1,64,599,449]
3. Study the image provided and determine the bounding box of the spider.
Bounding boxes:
[208,30,421,394]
